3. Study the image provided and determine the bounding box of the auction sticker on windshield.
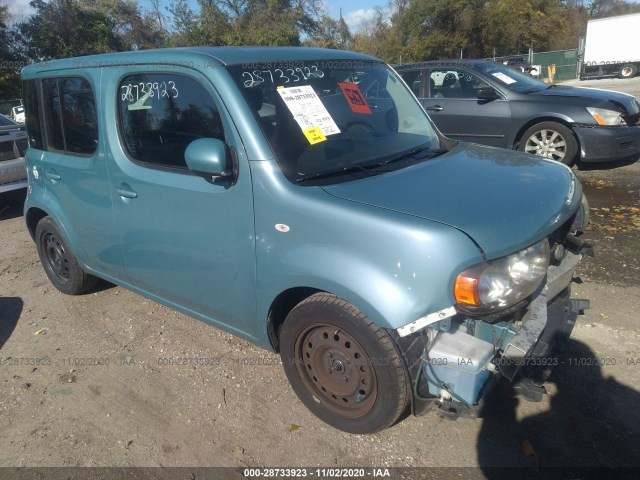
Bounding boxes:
[338,82,372,115]
[276,85,340,143]
[491,72,517,84]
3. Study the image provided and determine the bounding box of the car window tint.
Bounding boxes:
[429,69,489,99]
[22,80,43,149]
[42,79,65,150]
[60,78,98,154]
[0,114,15,127]
[118,74,225,170]
[41,77,97,154]
[399,70,422,97]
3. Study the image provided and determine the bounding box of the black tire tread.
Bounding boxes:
[35,217,99,295]
[281,292,410,433]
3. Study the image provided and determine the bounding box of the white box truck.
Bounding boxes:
[580,13,640,79]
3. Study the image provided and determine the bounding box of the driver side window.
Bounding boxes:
[118,73,225,171]
[429,69,490,99]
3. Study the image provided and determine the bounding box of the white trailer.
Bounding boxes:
[580,13,640,79]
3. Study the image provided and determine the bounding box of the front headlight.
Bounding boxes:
[586,107,626,126]
[454,239,550,314]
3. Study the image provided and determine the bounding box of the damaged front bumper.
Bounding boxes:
[394,250,590,420]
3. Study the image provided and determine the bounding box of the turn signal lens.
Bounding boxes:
[454,275,480,306]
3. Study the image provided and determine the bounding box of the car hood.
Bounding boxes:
[531,85,639,114]
[321,142,581,260]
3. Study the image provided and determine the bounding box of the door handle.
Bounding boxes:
[426,105,444,112]
[115,184,138,199]
[44,169,61,181]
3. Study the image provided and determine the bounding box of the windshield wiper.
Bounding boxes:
[382,147,448,166]
[295,146,448,184]
[296,162,382,183]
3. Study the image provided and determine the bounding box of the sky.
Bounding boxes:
[323,0,387,31]
[4,0,388,32]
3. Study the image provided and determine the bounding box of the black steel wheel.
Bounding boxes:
[517,121,578,165]
[280,293,409,433]
[35,217,98,295]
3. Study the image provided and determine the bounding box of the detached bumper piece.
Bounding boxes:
[397,257,589,420]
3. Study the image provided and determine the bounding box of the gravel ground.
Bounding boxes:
[0,78,638,479]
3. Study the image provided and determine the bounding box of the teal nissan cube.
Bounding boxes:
[21,47,592,433]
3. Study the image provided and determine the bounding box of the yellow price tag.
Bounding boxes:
[302,126,327,145]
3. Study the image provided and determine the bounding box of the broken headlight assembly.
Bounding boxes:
[454,238,550,315]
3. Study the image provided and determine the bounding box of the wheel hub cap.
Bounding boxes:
[524,129,566,160]
[295,324,377,417]
[44,234,70,280]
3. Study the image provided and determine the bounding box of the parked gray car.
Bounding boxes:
[395,60,640,164]
[0,114,28,193]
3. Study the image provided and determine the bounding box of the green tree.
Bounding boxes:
[92,0,165,49]
[482,0,568,56]
[166,0,230,46]
[589,0,640,18]
[351,8,399,62]
[234,0,302,45]
[304,11,351,49]
[165,0,321,47]
[0,3,22,100]
[15,0,162,62]
[304,15,342,48]
[16,0,122,60]
[403,0,472,60]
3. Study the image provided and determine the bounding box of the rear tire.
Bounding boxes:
[279,293,409,434]
[517,121,578,165]
[35,217,98,295]
[618,64,637,79]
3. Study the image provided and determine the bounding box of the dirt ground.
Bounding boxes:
[1,78,639,478]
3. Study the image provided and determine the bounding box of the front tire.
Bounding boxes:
[517,121,578,165]
[35,217,98,295]
[618,64,637,79]
[279,293,409,434]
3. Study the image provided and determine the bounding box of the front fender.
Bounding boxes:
[251,161,484,338]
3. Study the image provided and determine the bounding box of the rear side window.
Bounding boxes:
[398,70,423,98]
[42,79,65,150]
[42,77,98,155]
[118,74,225,170]
[22,80,44,150]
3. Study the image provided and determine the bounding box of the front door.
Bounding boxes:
[422,68,512,148]
[103,68,257,336]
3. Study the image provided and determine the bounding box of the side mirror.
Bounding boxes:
[476,87,498,101]
[185,138,233,181]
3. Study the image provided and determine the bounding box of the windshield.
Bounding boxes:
[227,60,441,183]
[472,62,546,93]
